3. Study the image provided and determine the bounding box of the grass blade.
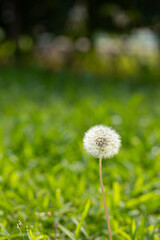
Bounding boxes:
[58,224,76,240]
[75,199,91,240]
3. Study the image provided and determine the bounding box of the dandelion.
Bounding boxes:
[83,125,121,240]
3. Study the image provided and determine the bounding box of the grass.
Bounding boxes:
[0,66,160,239]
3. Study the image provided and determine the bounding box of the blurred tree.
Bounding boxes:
[0,0,75,39]
[0,0,160,40]
[87,0,160,33]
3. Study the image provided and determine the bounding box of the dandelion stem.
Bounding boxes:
[99,156,112,240]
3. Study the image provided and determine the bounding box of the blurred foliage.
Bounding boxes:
[0,0,160,71]
[0,0,160,38]
[0,30,159,75]
[0,67,159,239]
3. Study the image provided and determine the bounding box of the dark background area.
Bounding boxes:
[0,0,160,41]
[0,0,159,73]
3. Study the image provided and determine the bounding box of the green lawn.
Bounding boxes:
[0,67,160,239]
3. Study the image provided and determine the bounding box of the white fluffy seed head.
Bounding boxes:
[83,125,121,159]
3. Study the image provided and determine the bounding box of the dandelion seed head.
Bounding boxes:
[96,137,107,147]
[83,125,121,159]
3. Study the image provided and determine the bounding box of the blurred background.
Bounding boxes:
[0,0,160,73]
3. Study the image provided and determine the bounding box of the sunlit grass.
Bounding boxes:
[0,67,159,239]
